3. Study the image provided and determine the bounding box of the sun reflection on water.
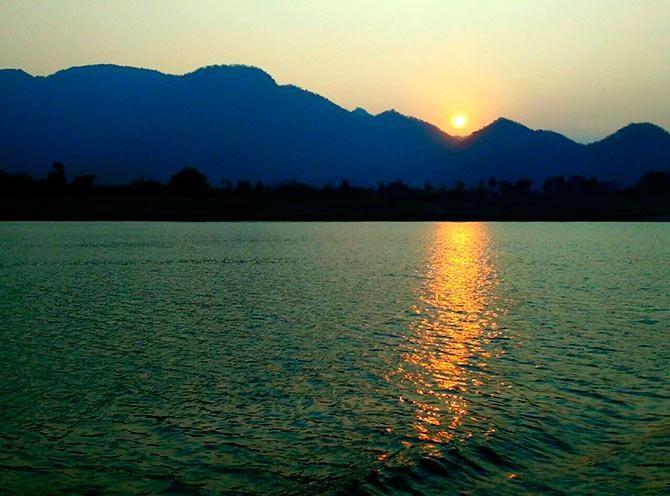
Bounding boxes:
[391,222,501,445]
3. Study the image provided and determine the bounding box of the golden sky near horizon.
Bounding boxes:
[1,0,669,141]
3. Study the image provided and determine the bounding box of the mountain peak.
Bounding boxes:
[351,107,372,117]
[487,117,531,132]
[50,64,162,79]
[376,109,402,118]
[464,117,533,144]
[185,64,276,86]
[614,122,668,137]
[593,122,670,147]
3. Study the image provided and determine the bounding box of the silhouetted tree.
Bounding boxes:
[71,174,96,190]
[563,176,602,194]
[0,171,36,192]
[338,179,351,192]
[131,177,164,193]
[0,171,10,191]
[386,179,409,194]
[169,167,209,194]
[637,171,670,196]
[514,179,532,195]
[498,181,513,195]
[276,182,317,196]
[47,162,66,189]
[321,182,334,194]
[236,180,253,193]
[543,176,567,195]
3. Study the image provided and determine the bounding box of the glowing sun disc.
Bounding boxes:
[451,113,467,129]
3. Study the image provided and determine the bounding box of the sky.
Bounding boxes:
[1,0,669,141]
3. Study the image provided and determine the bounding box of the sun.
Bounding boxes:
[451,113,468,130]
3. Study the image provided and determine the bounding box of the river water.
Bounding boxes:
[0,222,668,495]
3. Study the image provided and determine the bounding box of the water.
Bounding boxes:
[0,222,668,495]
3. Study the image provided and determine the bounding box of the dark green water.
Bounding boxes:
[0,222,668,495]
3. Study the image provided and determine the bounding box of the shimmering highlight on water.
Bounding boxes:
[0,222,668,495]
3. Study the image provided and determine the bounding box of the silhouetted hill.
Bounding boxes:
[1,64,669,186]
[453,117,591,182]
[586,123,670,184]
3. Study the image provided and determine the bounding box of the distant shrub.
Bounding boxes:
[169,167,209,194]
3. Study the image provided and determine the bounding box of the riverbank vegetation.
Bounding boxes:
[1,164,669,221]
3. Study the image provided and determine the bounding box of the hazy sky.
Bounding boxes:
[1,0,669,140]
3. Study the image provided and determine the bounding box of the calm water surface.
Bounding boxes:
[0,222,668,495]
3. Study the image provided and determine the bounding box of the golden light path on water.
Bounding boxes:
[389,222,503,449]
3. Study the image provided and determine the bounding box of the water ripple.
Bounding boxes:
[0,221,668,495]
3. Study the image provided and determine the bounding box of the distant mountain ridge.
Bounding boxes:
[1,64,669,186]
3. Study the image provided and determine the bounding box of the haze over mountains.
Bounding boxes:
[1,64,669,186]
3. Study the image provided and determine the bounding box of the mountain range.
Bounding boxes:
[1,64,669,186]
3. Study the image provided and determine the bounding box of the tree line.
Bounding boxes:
[2,163,669,198]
